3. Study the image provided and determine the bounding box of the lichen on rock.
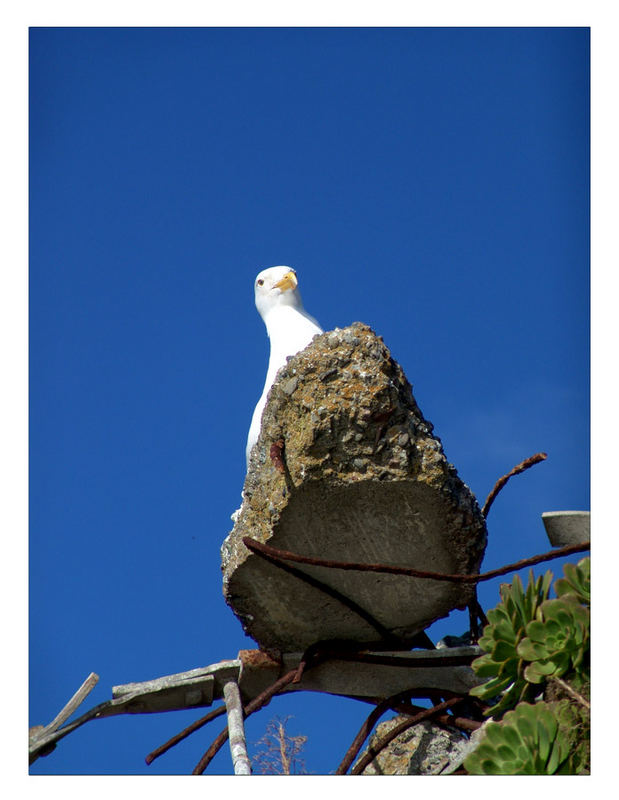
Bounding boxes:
[222,323,487,655]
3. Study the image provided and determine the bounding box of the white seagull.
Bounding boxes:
[246,266,323,467]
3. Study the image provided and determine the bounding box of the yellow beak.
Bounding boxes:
[273,271,298,292]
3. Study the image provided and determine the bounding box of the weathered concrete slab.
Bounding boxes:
[236,648,483,704]
[222,323,487,654]
[280,648,483,698]
[542,510,590,547]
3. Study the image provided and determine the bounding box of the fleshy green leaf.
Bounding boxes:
[464,702,576,775]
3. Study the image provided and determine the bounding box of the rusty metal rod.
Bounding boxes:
[384,700,482,733]
[242,536,590,584]
[145,704,227,765]
[336,688,424,775]
[482,452,547,518]
[350,696,463,775]
[345,695,483,755]
[413,706,482,733]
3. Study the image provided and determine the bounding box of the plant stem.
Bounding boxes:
[550,676,590,710]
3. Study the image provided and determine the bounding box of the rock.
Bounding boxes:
[357,715,471,775]
[441,720,492,775]
[221,323,487,655]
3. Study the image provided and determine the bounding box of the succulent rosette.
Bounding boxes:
[464,702,575,775]
[554,557,590,605]
[469,570,553,716]
[518,597,589,684]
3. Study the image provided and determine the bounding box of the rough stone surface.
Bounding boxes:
[357,716,470,775]
[222,323,487,654]
[441,720,492,775]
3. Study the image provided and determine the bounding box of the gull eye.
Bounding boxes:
[257,279,264,286]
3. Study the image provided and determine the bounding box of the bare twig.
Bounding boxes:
[482,452,547,518]
[252,716,308,775]
[550,676,590,710]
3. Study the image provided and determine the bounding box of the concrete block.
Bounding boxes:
[222,323,487,654]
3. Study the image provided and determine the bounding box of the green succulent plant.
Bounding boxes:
[464,701,575,775]
[554,557,590,605]
[466,558,590,774]
[470,559,591,716]
[518,597,589,684]
[469,570,553,716]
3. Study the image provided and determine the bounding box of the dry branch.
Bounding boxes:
[252,716,308,775]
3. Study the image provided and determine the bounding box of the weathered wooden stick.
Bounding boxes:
[47,672,100,734]
[29,672,100,763]
[30,672,99,743]
[29,660,242,764]
[223,680,252,775]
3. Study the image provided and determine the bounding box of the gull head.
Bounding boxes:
[254,266,303,320]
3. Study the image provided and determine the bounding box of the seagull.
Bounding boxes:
[246,266,323,467]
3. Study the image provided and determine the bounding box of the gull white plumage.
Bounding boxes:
[246,266,323,467]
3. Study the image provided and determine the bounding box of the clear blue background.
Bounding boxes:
[29,27,589,775]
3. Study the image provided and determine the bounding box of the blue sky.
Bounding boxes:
[29,26,589,775]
